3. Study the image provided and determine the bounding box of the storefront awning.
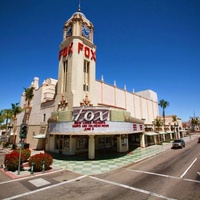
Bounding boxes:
[33,134,46,139]
[159,132,168,135]
[145,132,158,136]
[166,131,173,134]
[145,125,153,128]
[179,129,187,132]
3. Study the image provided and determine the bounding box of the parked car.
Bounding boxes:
[172,139,185,149]
[198,137,200,143]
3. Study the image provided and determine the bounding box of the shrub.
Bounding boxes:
[4,152,25,171]
[13,149,31,161]
[28,153,53,172]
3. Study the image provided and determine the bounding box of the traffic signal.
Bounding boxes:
[20,124,28,139]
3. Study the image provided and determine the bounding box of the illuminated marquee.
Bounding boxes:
[72,108,109,131]
[58,42,96,61]
[73,108,109,122]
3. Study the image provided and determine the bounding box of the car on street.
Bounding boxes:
[171,139,185,149]
[198,137,200,143]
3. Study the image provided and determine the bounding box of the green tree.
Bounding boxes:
[172,115,178,139]
[11,103,23,119]
[11,103,23,145]
[23,87,34,124]
[153,118,163,143]
[172,115,177,129]
[159,99,169,131]
[190,117,198,132]
[154,118,163,132]
[24,87,34,107]
[2,109,13,137]
[0,110,5,128]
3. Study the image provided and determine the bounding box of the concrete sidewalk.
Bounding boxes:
[1,134,199,178]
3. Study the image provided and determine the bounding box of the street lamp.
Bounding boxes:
[17,140,23,175]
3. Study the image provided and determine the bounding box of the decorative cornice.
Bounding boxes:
[58,94,68,111]
[80,93,93,106]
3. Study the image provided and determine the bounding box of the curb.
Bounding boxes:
[0,166,62,179]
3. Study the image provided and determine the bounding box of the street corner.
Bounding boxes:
[0,163,62,179]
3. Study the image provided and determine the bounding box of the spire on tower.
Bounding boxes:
[78,0,81,12]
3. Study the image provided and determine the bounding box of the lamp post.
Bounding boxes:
[17,140,23,175]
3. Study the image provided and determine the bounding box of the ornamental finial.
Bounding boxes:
[114,80,116,87]
[101,75,104,82]
[78,0,81,12]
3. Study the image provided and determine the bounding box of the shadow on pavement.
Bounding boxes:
[45,145,139,161]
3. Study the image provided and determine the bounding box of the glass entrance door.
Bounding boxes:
[55,135,63,154]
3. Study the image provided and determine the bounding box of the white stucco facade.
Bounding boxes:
[15,8,160,159]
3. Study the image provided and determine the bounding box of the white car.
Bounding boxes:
[172,139,185,149]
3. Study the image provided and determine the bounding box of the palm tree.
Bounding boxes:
[159,99,169,131]
[153,118,163,143]
[11,103,23,145]
[11,103,23,118]
[24,87,34,107]
[0,110,5,128]
[172,115,178,139]
[190,117,198,132]
[172,115,177,129]
[23,87,34,123]
[154,118,163,131]
[2,109,13,139]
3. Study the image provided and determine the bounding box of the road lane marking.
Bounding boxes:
[0,168,65,185]
[180,158,197,178]
[127,169,200,184]
[128,169,180,180]
[29,178,51,187]
[90,176,177,200]
[2,175,87,200]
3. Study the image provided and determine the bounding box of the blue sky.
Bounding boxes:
[0,0,199,122]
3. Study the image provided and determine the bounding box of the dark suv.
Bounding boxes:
[172,139,185,149]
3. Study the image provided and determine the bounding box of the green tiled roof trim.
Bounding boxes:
[58,111,72,121]
[49,111,72,122]
[110,110,130,121]
[110,109,144,124]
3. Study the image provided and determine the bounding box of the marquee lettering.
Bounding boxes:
[84,111,94,121]
[73,108,109,122]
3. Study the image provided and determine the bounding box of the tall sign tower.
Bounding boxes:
[55,7,97,110]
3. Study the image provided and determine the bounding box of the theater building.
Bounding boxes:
[16,8,159,159]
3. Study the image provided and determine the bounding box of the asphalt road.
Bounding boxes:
[0,139,200,200]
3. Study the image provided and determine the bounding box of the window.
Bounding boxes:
[83,60,90,91]
[98,136,112,148]
[105,137,111,145]
[62,60,68,93]
[43,114,46,122]
[76,136,88,150]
